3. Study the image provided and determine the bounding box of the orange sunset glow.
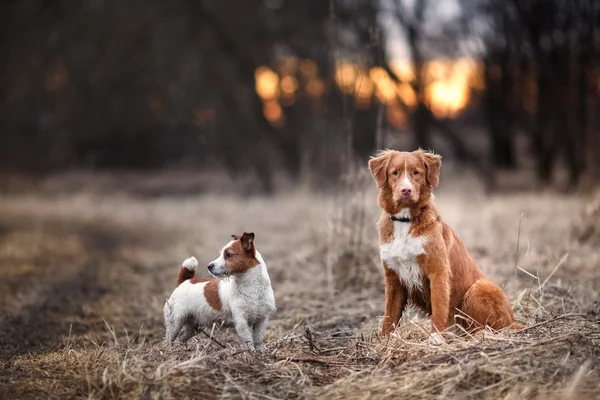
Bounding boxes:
[255,57,483,126]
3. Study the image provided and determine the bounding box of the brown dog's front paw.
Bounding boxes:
[381,322,394,336]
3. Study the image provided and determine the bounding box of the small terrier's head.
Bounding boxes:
[368,149,441,213]
[207,232,260,278]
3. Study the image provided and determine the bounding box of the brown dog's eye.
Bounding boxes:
[392,171,399,176]
[225,252,232,258]
[413,170,419,176]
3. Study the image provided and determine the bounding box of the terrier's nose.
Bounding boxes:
[207,263,215,273]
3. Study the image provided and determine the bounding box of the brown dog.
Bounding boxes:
[368,149,523,337]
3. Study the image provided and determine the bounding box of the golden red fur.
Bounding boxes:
[369,149,524,335]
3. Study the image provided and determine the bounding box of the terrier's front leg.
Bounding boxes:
[252,317,270,352]
[232,310,255,351]
[178,324,195,344]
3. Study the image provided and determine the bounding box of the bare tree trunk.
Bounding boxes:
[533,65,556,183]
[485,55,516,169]
[405,0,431,150]
[580,0,598,187]
[497,13,517,169]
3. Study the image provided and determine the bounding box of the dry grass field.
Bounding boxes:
[0,170,599,399]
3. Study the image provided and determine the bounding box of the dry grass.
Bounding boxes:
[0,172,599,399]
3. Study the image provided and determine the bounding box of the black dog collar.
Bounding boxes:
[389,215,410,223]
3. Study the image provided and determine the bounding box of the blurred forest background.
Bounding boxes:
[1,0,599,193]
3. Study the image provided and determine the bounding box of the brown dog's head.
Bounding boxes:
[207,232,260,277]
[368,149,441,213]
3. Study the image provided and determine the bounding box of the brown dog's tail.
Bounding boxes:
[176,256,198,286]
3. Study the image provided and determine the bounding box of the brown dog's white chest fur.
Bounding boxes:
[379,209,427,290]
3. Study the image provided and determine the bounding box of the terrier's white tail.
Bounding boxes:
[176,256,198,286]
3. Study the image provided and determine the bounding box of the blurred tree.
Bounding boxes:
[0,0,598,191]
[475,0,600,187]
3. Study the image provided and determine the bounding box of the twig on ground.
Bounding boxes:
[198,327,227,349]
[514,213,525,275]
[524,269,540,322]
[270,318,305,357]
[103,318,119,347]
[520,313,587,333]
[537,253,569,293]
[305,326,319,353]
[319,347,347,354]
[565,360,592,398]
[275,355,345,366]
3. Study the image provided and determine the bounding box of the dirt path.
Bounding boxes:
[0,209,173,397]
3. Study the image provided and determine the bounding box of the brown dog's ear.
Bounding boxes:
[231,234,240,240]
[368,151,392,188]
[240,232,255,253]
[422,151,442,188]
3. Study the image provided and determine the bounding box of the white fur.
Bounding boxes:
[164,248,276,351]
[402,160,415,190]
[182,256,198,270]
[380,208,427,289]
[401,159,414,191]
[208,240,234,277]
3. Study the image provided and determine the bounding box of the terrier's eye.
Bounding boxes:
[392,171,399,176]
[225,252,232,258]
[413,170,419,176]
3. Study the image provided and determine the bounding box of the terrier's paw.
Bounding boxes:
[182,257,198,271]
[255,344,267,352]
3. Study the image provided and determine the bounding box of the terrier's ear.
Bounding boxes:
[368,151,392,188]
[240,232,255,253]
[231,234,240,240]
[422,151,442,188]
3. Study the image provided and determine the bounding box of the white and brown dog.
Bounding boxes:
[163,232,276,351]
